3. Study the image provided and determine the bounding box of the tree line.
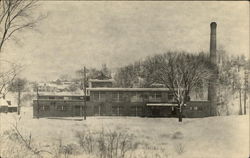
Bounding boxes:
[114,50,249,118]
[114,51,212,121]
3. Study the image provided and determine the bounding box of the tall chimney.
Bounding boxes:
[210,22,217,65]
[208,22,218,116]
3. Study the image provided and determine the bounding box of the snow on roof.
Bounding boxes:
[87,88,170,91]
[88,79,114,82]
[38,92,85,96]
[0,98,9,106]
[146,103,180,106]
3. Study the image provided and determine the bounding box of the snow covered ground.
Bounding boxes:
[0,107,249,158]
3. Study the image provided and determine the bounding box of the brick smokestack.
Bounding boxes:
[210,22,217,65]
[208,22,218,116]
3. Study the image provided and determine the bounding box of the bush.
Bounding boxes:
[75,129,137,158]
[172,131,183,139]
[174,143,185,155]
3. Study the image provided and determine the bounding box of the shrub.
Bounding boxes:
[75,129,137,158]
[172,131,183,139]
[174,143,185,155]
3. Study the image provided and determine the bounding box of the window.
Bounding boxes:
[155,92,162,99]
[172,106,175,111]
[92,92,99,101]
[62,105,67,111]
[168,93,175,101]
[131,106,142,116]
[149,92,155,101]
[112,106,124,116]
[56,105,67,111]
[41,105,50,111]
[149,92,162,102]
[92,91,106,102]
[131,92,143,102]
[194,106,198,110]
[99,92,106,101]
[119,92,126,102]
[112,92,119,102]
[56,105,62,110]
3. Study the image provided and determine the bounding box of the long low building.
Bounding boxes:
[33,88,210,118]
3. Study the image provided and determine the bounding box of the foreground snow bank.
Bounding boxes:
[0,107,249,158]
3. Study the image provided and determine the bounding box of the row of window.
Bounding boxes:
[39,96,84,100]
[39,105,144,113]
[40,105,68,111]
[93,105,143,116]
[91,92,174,102]
[189,106,203,111]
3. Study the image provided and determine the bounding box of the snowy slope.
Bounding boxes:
[0,107,248,158]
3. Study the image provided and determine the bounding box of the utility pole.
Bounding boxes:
[17,80,21,115]
[84,66,87,120]
[36,86,40,119]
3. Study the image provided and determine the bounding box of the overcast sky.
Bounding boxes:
[2,1,249,81]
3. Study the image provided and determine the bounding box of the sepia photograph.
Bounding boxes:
[0,1,249,158]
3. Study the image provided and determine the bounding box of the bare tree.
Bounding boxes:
[0,0,44,53]
[145,52,212,122]
[0,59,23,98]
[243,69,248,115]
[114,62,143,88]
[8,77,27,115]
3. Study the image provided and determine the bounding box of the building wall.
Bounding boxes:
[0,106,8,113]
[32,92,210,118]
[33,100,93,118]
[8,107,17,112]
[88,90,210,117]
[89,102,145,116]
[183,101,211,118]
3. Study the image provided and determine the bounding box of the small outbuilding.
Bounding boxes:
[0,98,9,113]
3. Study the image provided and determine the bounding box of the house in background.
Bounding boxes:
[88,79,114,88]
[0,98,17,113]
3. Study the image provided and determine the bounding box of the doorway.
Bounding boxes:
[74,106,81,116]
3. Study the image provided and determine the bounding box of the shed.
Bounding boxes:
[0,98,9,113]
